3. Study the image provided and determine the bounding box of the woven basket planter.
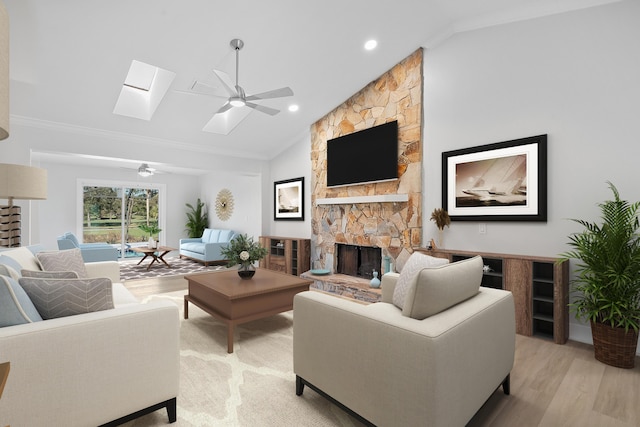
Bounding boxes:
[590,320,639,369]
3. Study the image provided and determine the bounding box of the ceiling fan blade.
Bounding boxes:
[212,70,237,97]
[202,106,252,135]
[191,80,218,94]
[246,87,294,101]
[246,102,280,116]
[173,89,226,99]
[216,102,234,114]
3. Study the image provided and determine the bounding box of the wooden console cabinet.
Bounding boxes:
[415,248,569,344]
[259,236,311,277]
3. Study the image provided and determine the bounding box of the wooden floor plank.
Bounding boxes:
[128,275,640,426]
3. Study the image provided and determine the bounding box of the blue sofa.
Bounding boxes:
[179,229,236,266]
[57,232,118,263]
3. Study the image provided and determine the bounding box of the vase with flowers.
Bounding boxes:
[430,208,450,249]
[220,234,268,279]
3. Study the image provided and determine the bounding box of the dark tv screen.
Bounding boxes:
[327,120,398,187]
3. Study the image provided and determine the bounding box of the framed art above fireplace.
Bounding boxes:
[442,135,547,222]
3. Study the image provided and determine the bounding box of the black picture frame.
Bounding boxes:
[274,177,304,221]
[442,135,547,222]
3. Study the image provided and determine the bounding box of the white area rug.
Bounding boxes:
[125,291,366,427]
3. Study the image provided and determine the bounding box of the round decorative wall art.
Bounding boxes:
[215,188,234,221]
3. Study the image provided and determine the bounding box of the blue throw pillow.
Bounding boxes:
[0,255,23,279]
[0,275,43,327]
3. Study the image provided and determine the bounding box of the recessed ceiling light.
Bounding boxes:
[288,104,299,112]
[364,39,378,50]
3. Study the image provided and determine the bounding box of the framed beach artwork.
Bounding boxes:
[274,177,304,221]
[442,135,547,222]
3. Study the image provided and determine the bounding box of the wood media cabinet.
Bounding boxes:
[415,248,569,344]
[259,236,310,276]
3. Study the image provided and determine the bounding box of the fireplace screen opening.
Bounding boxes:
[336,244,382,280]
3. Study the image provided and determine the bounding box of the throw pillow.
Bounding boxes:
[392,252,449,309]
[0,275,43,327]
[18,277,114,320]
[0,261,21,281]
[36,248,88,278]
[1,247,41,272]
[21,270,79,279]
[402,255,483,320]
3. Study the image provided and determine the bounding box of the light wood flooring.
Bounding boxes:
[125,276,640,427]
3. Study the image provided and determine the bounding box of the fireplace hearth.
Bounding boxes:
[336,244,382,280]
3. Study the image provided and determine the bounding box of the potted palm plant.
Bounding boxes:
[185,198,208,238]
[559,182,640,368]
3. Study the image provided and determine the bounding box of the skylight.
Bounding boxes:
[113,60,175,121]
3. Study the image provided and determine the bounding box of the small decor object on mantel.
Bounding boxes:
[220,234,268,280]
[430,208,450,248]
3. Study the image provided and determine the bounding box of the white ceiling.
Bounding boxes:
[5,0,620,166]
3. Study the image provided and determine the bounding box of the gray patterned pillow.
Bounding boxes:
[21,270,79,279]
[36,248,88,278]
[392,252,449,309]
[18,277,114,320]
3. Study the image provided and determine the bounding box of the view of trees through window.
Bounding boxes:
[83,186,160,254]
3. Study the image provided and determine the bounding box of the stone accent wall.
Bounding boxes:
[310,49,423,272]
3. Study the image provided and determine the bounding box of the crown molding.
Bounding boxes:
[9,115,270,161]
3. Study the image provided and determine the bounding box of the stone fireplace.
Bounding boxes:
[336,244,382,280]
[309,49,424,276]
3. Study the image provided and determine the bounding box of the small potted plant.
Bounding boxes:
[139,223,162,249]
[220,234,268,279]
[559,182,640,368]
[430,208,450,248]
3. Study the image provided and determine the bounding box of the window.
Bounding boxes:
[80,181,165,258]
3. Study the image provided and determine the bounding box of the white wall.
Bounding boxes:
[267,1,640,350]
[199,171,263,241]
[422,0,640,347]
[38,161,200,251]
[265,129,312,239]
[0,119,269,249]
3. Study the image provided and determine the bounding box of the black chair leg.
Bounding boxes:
[502,374,510,395]
[296,375,305,396]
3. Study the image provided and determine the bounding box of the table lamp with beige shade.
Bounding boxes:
[0,164,47,247]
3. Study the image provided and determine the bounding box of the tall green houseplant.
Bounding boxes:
[185,198,208,238]
[560,182,640,368]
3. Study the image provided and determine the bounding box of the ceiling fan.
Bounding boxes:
[191,39,294,135]
[137,163,155,177]
[118,163,167,177]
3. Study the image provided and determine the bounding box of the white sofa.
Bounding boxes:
[0,246,180,427]
[294,256,516,427]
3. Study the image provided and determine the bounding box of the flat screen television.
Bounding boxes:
[326,120,398,187]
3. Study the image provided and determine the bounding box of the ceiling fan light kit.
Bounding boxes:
[138,163,154,177]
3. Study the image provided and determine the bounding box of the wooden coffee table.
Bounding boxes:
[130,245,176,270]
[184,268,312,353]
